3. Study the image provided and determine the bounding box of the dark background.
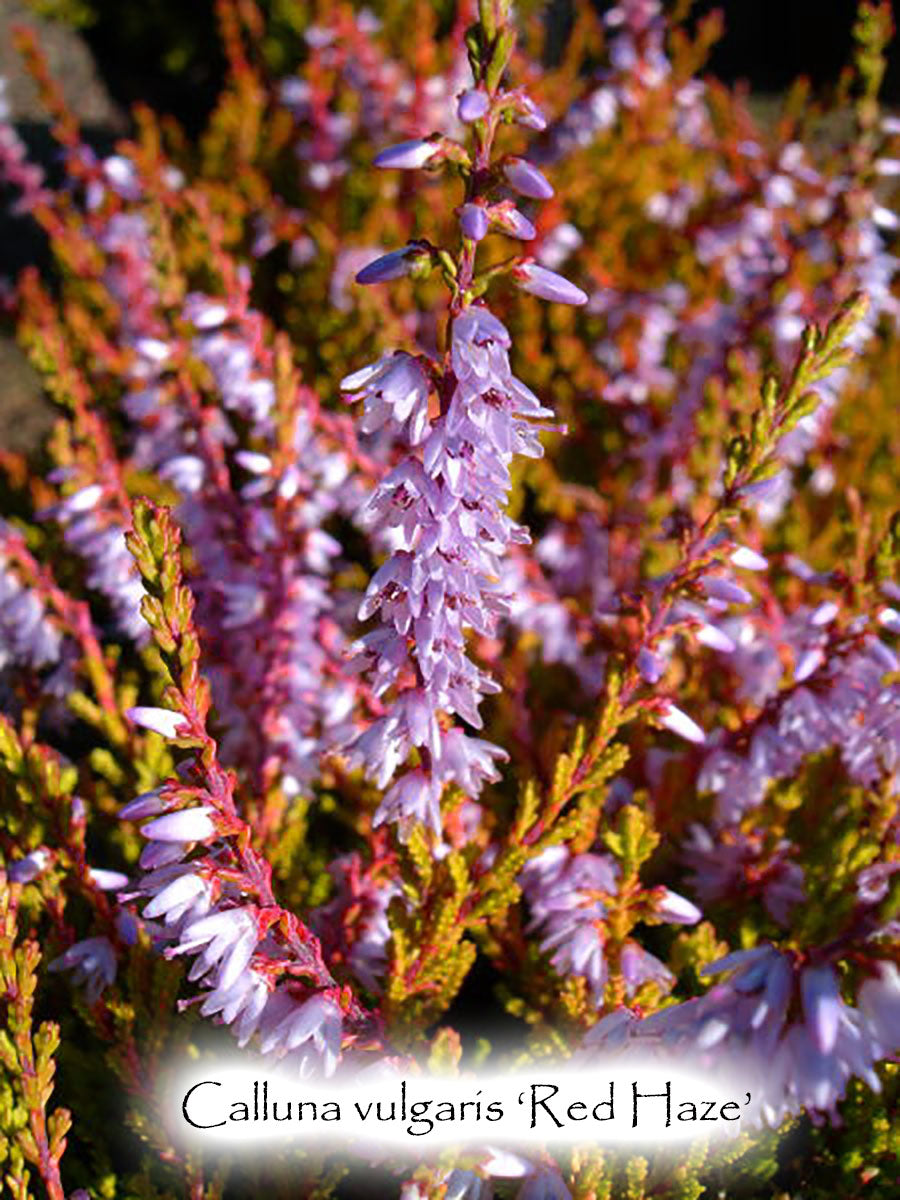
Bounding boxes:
[689,0,899,94]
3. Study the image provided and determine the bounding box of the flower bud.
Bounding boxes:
[873,205,900,231]
[730,546,768,571]
[119,790,168,820]
[795,646,825,682]
[491,204,536,240]
[143,872,209,919]
[373,138,437,169]
[61,484,103,514]
[356,245,431,285]
[656,889,702,924]
[234,450,272,475]
[637,647,664,683]
[514,95,547,131]
[810,601,839,626]
[9,849,50,884]
[503,157,554,200]
[658,702,706,745]
[126,706,189,739]
[700,575,753,606]
[142,806,217,843]
[696,623,735,653]
[88,868,130,891]
[459,203,489,241]
[512,262,588,306]
[458,89,490,123]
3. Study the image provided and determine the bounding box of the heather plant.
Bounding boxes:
[0,1,898,1198]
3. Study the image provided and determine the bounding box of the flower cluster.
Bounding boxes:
[521,846,700,1002]
[583,948,900,1125]
[341,11,587,839]
[111,505,374,1077]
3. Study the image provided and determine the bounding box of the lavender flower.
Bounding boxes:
[523,848,615,999]
[801,964,842,1054]
[655,888,702,924]
[696,633,899,827]
[730,546,768,571]
[311,855,400,994]
[87,868,129,891]
[141,871,212,924]
[116,768,349,1075]
[513,96,548,133]
[346,305,561,833]
[200,969,269,1045]
[637,647,664,684]
[48,937,117,1003]
[0,535,62,671]
[518,1172,572,1200]
[493,206,537,241]
[700,574,753,606]
[582,945,900,1123]
[341,353,432,444]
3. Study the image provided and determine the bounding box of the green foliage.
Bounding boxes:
[0,881,70,1200]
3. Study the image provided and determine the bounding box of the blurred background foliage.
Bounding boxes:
[20,0,900,132]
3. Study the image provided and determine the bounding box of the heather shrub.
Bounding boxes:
[0,2,898,1198]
